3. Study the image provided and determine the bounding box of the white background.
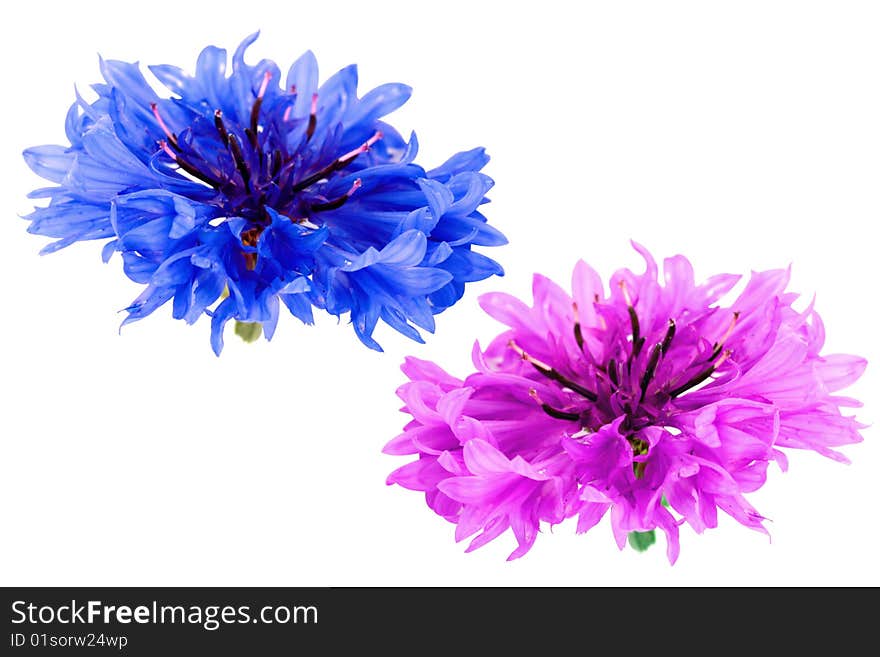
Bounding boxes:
[1,1,877,586]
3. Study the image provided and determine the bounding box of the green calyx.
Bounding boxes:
[628,530,656,552]
[627,496,669,553]
[234,321,262,343]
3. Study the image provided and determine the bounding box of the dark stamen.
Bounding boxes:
[621,403,634,431]
[292,131,382,192]
[268,150,282,179]
[628,306,642,357]
[227,134,252,193]
[529,390,580,421]
[618,281,645,360]
[669,350,732,397]
[245,127,259,150]
[572,303,584,350]
[634,337,645,361]
[619,281,642,357]
[607,358,619,388]
[306,93,318,140]
[639,344,662,402]
[661,319,676,354]
[708,311,740,362]
[541,406,582,421]
[214,110,229,143]
[310,179,362,212]
[249,70,272,137]
[510,341,598,401]
[159,140,222,188]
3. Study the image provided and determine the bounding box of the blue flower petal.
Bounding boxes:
[281,290,315,325]
[101,239,118,263]
[99,58,159,110]
[352,298,383,352]
[25,201,110,241]
[186,269,226,324]
[195,45,229,110]
[398,296,436,333]
[344,83,412,128]
[148,64,189,96]
[286,50,319,119]
[381,306,425,343]
[395,207,438,237]
[377,264,453,296]
[376,230,427,267]
[422,241,453,267]
[342,246,382,272]
[417,179,455,222]
[122,284,176,326]
[261,293,280,340]
[427,147,490,182]
[317,64,358,126]
[440,247,505,283]
[445,172,494,218]
[210,296,236,356]
[121,252,157,283]
[428,279,465,312]
[23,145,74,183]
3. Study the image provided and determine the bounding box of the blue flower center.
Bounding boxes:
[151,71,380,269]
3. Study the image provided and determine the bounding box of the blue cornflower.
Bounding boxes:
[22,34,506,354]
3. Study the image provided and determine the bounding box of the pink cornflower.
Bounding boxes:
[385,243,867,562]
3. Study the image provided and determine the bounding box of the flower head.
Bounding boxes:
[22,34,505,353]
[384,243,867,562]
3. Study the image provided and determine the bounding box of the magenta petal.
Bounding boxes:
[478,291,543,335]
[580,485,611,503]
[654,506,681,565]
[816,354,868,392]
[410,425,461,456]
[461,439,512,475]
[690,406,722,447]
[438,475,500,504]
[509,455,551,480]
[436,387,474,427]
[610,503,635,550]
[662,255,695,313]
[571,259,604,328]
[733,460,769,493]
[451,415,497,443]
[465,516,509,553]
[396,381,443,425]
[771,448,789,472]
[576,501,610,534]
[400,356,464,390]
[563,417,631,480]
[382,431,418,455]
[387,457,450,491]
[384,424,459,456]
[425,489,461,520]
[507,512,539,560]
[437,450,468,475]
